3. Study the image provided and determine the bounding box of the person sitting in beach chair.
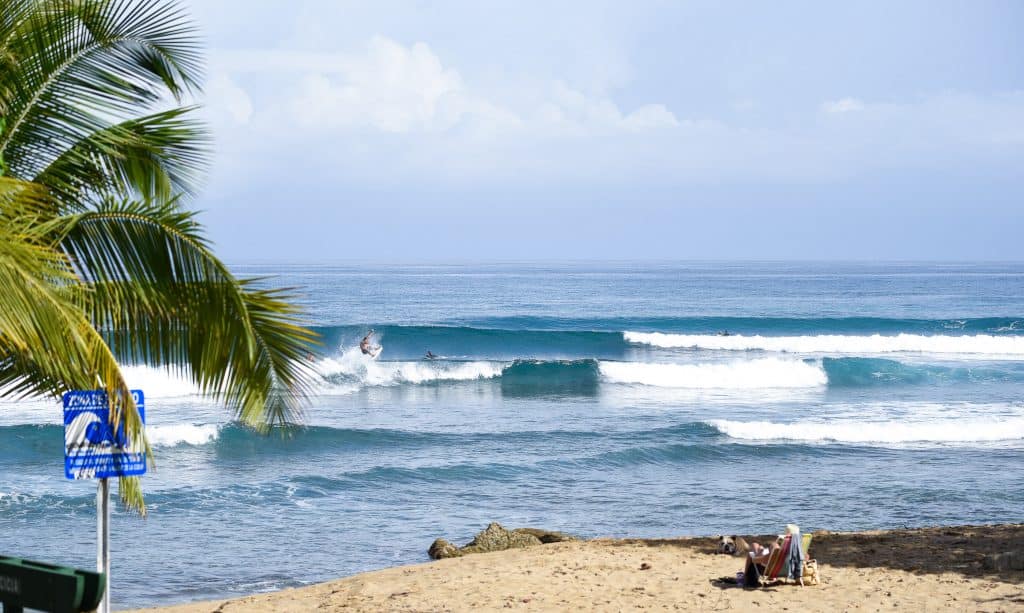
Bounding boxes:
[744,524,806,587]
[742,539,779,587]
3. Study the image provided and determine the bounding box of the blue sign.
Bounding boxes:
[63,390,146,480]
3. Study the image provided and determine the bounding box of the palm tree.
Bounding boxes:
[0,0,319,513]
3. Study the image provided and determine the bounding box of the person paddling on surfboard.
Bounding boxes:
[360,330,381,358]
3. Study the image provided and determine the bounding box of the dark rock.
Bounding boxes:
[461,522,542,554]
[512,527,578,544]
[428,538,462,559]
[429,522,578,559]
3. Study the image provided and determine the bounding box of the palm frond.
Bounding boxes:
[34,107,209,204]
[56,198,321,429]
[1,0,317,515]
[0,0,203,182]
[0,176,148,512]
[0,0,36,102]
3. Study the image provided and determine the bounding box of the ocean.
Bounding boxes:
[2,262,1024,608]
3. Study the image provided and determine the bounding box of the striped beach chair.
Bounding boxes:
[756,533,814,586]
[756,535,792,585]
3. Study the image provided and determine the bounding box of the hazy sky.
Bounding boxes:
[185,1,1023,262]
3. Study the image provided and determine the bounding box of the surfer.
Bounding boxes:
[717,330,732,337]
[360,330,381,358]
[425,350,437,360]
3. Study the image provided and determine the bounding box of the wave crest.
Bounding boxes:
[625,331,1024,356]
[317,349,502,387]
[599,357,827,389]
[147,424,221,447]
[708,417,1024,444]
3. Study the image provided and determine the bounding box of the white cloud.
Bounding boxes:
[283,38,524,134]
[822,97,865,113]
[623,104,680,130]
[200,38,1023,190]
[205,74,252,124]
[289,38,459,132]
[209,37,678,137]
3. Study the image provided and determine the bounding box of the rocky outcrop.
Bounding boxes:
[427,538,462,559]
[428,522,578,559]
[460,523,542,555]
[511,527,577,544]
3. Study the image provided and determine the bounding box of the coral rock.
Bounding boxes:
[427,538,462,559]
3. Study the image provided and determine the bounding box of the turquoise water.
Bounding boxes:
[2,262,1024,608]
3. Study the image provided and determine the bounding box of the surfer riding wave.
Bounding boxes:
[360,330,382,358]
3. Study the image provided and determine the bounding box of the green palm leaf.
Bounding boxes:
[57,198,320,429]
[0,176,148,510]
[0,0,202,184]
[34,107,209,204]
[0,0,318,514]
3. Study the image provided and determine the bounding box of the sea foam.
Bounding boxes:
[708,417,1024,444]
[598,357,827,388]
[118,365,202,397]
[147,424,221,447]
[317,349,503,387]
[624,331,1024,357]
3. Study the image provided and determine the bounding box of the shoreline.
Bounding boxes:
[123,523,1024,612]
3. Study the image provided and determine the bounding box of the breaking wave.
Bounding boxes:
[624,331,1024,357]
[708,417,1024,444]
[599,358,827,389]
[317,349,503,387]
[147,424,221,447]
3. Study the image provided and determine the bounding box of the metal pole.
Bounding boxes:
[97,477,111,613]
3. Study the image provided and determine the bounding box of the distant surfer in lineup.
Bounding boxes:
[360,330,382,358]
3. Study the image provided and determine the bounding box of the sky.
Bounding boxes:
[184,1,1024,262]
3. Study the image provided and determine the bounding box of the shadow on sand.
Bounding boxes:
[615,524,1024,585]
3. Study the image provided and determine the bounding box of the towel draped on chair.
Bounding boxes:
[783,532,805,580]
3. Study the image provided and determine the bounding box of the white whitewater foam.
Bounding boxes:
[708,417,1024,444]
[0,365,203,426]
[317,348,503,387]
[624,331,1024,357]
[0,399,61,426]
[598,357,827,389]
[119,365,202,398]
[147,424,220,447]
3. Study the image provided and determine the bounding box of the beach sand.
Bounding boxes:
[125,524,1024,612]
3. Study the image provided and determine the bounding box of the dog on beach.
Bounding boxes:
[716,535,750,556]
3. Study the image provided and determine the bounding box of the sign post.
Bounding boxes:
[97,478,110,613]
[63,390,146,613]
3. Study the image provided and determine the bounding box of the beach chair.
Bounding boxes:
[757,536,819,589]
[755,533,816,587]
[754,535,792,586]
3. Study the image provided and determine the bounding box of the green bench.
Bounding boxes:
[0,556,105,613]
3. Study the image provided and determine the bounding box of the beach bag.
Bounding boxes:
[802,559,820,585]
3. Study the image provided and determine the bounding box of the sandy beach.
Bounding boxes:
[124,524,1024,612]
